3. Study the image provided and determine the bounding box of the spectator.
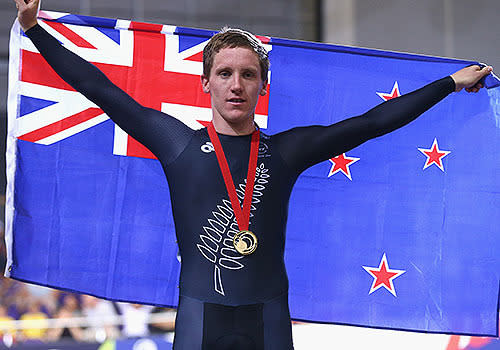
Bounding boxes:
[81,295,119,342]
[40,289,62,317]
[47,294,84,341]
[149,306,176,343]
[0,305,15,339]
[9,283,32,320]
[19,299,48,342]
[27,284,58,316]
[116,303,154,338]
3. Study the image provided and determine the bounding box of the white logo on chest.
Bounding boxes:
[201,142,214,153]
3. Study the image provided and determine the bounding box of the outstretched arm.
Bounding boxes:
[14,0,193,163]
[275,65,492,173]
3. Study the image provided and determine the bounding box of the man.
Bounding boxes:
[13,0,493,349]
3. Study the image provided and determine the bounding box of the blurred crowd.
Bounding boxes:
[0,197,176,346]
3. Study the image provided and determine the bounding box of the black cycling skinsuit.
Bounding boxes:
[26,24,456,350]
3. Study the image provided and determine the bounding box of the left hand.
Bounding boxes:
[450,65,493,93]
[14,0,40,32]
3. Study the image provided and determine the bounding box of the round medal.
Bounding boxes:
[233,230,258,255]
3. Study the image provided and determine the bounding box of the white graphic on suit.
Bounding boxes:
[196,163,269,295]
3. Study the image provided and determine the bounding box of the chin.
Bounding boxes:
[223,112,253,125]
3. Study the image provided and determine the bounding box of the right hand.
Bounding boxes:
[14,0,40,32]
[450,65,493,93]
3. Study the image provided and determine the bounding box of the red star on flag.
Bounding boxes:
[418,138,451,172]
[376,81,401,101]
[328,153,360,180]
[363,253,406,297]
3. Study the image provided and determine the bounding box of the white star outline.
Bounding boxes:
[327,153,360,181]
[417,138,451,172]
[376,81,401,101]
[362,253,406,297]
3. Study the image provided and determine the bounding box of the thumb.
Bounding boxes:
[477,65,493,78]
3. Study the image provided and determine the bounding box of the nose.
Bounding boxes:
[230,74,243,93]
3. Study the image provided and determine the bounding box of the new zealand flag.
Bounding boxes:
[6,11,500,336]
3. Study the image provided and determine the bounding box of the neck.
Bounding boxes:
[211,116,256,136]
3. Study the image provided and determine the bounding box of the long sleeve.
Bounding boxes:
[25,24,193,164]
[273,76,456,173]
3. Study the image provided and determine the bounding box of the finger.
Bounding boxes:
[26,0,38,8]
[13,0,26,9]
[479,65,493,77]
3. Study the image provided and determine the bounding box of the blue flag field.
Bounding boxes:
[6,11,500,336]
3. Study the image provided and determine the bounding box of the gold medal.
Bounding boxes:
[233,230,258,255]
[207,122,260,256]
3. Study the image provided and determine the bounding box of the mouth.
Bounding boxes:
[227,98,246,104]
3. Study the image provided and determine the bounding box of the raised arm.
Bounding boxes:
[14,0,194,163]
[275,65,492,173]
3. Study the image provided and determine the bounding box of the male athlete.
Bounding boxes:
[14,0,493,349]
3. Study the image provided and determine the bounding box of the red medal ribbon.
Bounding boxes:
[207,122,260,231]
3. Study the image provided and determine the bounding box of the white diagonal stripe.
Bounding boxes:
[36,113,109,145]
[16,82,97,136]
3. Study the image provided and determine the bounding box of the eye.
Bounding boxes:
[243,71,256,79]
[218,70,230,78]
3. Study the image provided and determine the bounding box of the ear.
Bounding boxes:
[259,80,268,96]
[201,75,210,93]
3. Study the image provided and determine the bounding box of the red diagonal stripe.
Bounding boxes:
[197,120,210,127]
[22,50,75,91]
[44,21,97,49]
[18,107,103,143]
[185,51,203,62]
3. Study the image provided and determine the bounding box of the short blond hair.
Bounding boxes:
[203,27,269,82]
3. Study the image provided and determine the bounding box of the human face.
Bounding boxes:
[201,47,267,134]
